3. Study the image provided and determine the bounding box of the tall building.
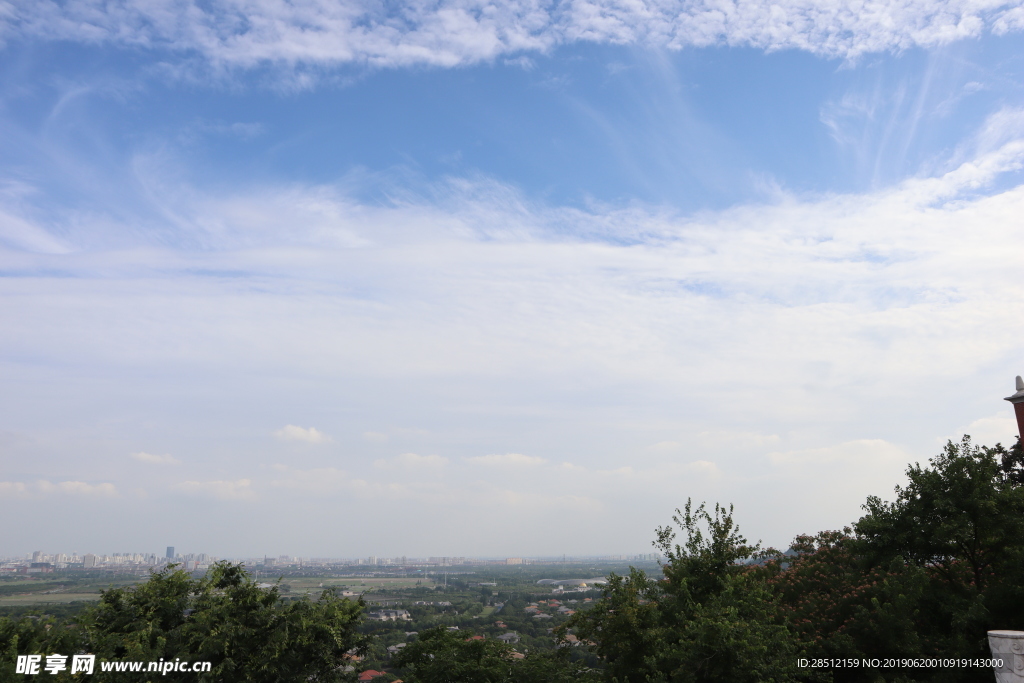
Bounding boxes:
[166,546,175,559]
[83,554,97,568]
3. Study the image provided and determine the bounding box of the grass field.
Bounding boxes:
[0,576,142,607]
[0,593,102,605]
[0,575,437,606]
[279,577,436,596]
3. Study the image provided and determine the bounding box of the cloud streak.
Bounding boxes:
[0,480,118,497]
[2,117,1024,411]
[375,452,450,469]
[467,453,547,466]
[3,0,1023,76]
[173,478,256,500]
[273,425,332,443]
[269,466,369,495]
[131,451,181,465]
[2,108,1024,551]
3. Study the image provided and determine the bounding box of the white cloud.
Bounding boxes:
[466,452,546,466]
[0,480,118,498]
[375,452,449,469]
[758,439,916,536]
[768,439,909,467]
[593,460,722,480]
[270,466,370,495]
[37,480,119,496]
[4,108,1024,552]
[174,478,256,500]
[273,425,332,443]
[0,481,29,498]
[130,451,181,465]
[649,432,781,453]
[696,431,782,450]
[3,0,1023,76]
[680,460,721,478]
[0,207,70,254]
[945,412,1020,447]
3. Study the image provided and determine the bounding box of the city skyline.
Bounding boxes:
[2,550,659,569]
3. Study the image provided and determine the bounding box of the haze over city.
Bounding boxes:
[1,0,1023,559]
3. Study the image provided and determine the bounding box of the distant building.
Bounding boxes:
[83,554,97,568]
[504,558,523,565]
[166,547,175,559]
[497,632,520,644]
[367,609,411,622]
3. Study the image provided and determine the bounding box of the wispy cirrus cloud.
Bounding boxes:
[2,108,1024,551]
[3,0,1023,77]
[2,115,1024,406]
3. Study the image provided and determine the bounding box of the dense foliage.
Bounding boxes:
[2,562,367,682]
[3,436,1023,682]
[563,501,797,682]
[562,436,1024,683]
[393,626,595,683]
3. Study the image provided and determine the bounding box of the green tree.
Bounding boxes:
[767,529,926,682]
[856,436,1024,592]
[393,626,596,683]
[0,614,85,681]
[766,435,1024,683]
[393,627,516,683]
[849,435,1024,675]
[564,501,799,683]
[508,649,599,683]
[83,562,367,682]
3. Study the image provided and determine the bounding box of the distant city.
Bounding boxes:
[1,550,661,575]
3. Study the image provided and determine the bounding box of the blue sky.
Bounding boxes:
[2,0,1024,558]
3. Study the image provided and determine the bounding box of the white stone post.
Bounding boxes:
[989,630,1024,682]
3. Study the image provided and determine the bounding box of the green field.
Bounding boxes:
[0,575,143,607]
[279,577,436,596]
[0,592,102,605]
[0,574,438,607]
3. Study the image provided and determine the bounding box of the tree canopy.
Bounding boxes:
[4,436,1024,683]
[2,562,367,682]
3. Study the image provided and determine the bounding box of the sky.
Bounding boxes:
[1,0,1024,560]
